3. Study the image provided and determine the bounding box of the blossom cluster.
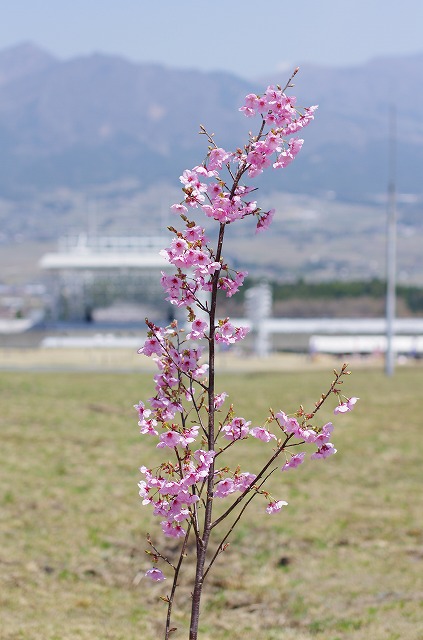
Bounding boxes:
[135,81,356,592]
[136,341,359,533]
[170,86,318,224]
[160,225,248,307]
[138,451,214,539]
[157,84,318,314]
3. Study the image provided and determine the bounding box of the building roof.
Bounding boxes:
[40,235,172,270]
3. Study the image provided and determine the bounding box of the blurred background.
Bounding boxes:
[1,6,423,640]
[0,0,422,365]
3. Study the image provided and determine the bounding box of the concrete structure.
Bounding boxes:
[40,235,169,270]
[40,235,173,321]
[230,317,423,356]
[309,334,423,356]
[245,283,272,356]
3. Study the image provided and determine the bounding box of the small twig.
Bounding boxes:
[308,363,349,419]
[203,469,276,579]
[164,523,192,639]
[210,434,293,529]
[147,534,177,570]
[281,67,300,93]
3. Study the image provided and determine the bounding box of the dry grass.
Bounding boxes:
[1,366,423,639]
[0,345,387,373]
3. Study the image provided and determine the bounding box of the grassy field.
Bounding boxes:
[1,365,422,640]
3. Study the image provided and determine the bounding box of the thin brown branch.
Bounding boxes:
[210,435,292,530]
[165,523,192,639]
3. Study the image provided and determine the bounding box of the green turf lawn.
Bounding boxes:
[1,366,422,639]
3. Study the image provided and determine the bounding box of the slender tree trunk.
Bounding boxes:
[188,223,225,639]
[189,536,207,639]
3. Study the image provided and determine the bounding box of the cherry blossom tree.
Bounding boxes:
[135,69,357,639]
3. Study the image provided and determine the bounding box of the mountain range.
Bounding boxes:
[1,42,422,202]
[0,43,422,286]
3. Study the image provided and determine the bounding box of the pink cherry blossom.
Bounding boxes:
[139,418,159,436]
[179,426,200,447]
[161,520,186,538]
[158,480,183,496]
[266,500,288,514]
[179,169,207,193]
[311,443,337,459]
[186,318,208,340]
[138,337,163,357]
[214,478,235,498]
[281,452,306,471]
[297,426,318,443]
[275,411,301,436]
[183,225,207,243]
[215,319,249,345]
[157,430,183,449]
[256,208,275,233]
[233,472,257,491]
[334,397,359,414]
[134,400,151,419]
[314,422,334,445]
[207,147,232,170]
[250,426,277,442]
[145,567,166,582]
[137,480,150,500]
[222,417,251,441]
[214,392,228,409]
[239,93,260,117]
[219,270,248,297]
[193,449,216,477]
[171,203,188,215]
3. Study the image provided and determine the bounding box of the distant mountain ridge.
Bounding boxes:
[0,42,422,200]
[0,42,57,87]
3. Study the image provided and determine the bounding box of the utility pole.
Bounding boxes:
[385,106,397,376]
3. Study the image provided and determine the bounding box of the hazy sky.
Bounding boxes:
[2,0,423,78]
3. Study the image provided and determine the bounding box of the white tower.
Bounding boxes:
[245,283,272,357]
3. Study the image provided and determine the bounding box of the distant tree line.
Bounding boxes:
[242,278,423,313]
